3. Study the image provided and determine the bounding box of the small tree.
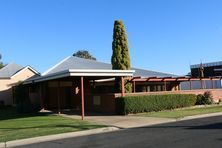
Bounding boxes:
[0,54,4,69]
[73,50,96,60]
[14,82,40,114]
[196,91,213,105]
[111,20,132,92]
[14,82,31,113]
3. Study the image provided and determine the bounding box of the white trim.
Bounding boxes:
[24,69,135,84]
[42,56,71,76]
[70,73,133,76]
[26,66,40,75]
[35,73,70,83]
[68,69,135,73]
[69,69,134,77]
[24,70,69,84]
[94,78,115,82]
[11,66,40,79]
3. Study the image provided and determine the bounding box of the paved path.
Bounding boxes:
[19,115,222,148]
[61,114,176,128]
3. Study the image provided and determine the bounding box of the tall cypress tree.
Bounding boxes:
[111,20,132,92]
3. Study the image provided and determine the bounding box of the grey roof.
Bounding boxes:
[43,56,112,75]
[43,56,177,78]
[0,63,24,78]
[132,68,177,78]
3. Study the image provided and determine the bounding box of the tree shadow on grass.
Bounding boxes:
[0,107,51,121]
[0,124,104,130]
[61,109,116,116]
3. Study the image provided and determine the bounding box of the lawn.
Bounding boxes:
[136,105,222,119]
[0,107,104,142]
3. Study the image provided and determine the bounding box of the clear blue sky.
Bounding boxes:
[0,0,221,75]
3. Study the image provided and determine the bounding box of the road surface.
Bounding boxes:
[19,115,222,148]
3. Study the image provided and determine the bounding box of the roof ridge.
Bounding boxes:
[72,56,111,65]
[42,56,71,76]
[0,62,23,71]
[10,65,40,78]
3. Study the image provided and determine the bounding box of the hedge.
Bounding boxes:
[116,94,197,115]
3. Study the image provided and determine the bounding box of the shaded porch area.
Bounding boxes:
[25,69,134,120]
[37,76,120,114]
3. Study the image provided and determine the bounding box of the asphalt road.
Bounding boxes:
[19,116,222,148]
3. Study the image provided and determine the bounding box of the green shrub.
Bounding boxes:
[0,101,4,109]
[116,94,197,115]
[218,99,222,105]
[14,83,40,113]
[196,94,204,105]
[195,91,213,105]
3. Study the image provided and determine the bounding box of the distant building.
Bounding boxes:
[0,63,39,105]
[181,61,222,90]
[190,61,222,78]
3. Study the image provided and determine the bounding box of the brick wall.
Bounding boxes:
[85,93,116,114]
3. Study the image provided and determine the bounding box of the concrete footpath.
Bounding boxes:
[1,112,222,148]
[66,115,176,129]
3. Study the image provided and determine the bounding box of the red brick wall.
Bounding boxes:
[85,93,116,114]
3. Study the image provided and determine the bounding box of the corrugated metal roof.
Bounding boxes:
[42,56,112,76]
[0,63,24,78]
[43,56,177,78]
[132,68,177,78]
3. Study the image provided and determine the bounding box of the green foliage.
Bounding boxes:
[14,83,28,103]
[114,77,132,93]
[116,94,197,115]
[139,105,222,119]
[111,20,132,93]
[196,94,204,105]
[14,83,40,113]
[0,101,4,108]
[14,83,30,113]
[124,79,132,93]
[0,63,3,69]
[73,50,96,60]
[196,91,213,105]
[0,54,4,69]
[0,108,104,142]
[111,20,131,70]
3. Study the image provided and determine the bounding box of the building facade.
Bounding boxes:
[190,61,222,78]
[0,63,39,106]
[24,56,181,114]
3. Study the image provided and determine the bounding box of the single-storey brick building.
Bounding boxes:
[24,56,221,119]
